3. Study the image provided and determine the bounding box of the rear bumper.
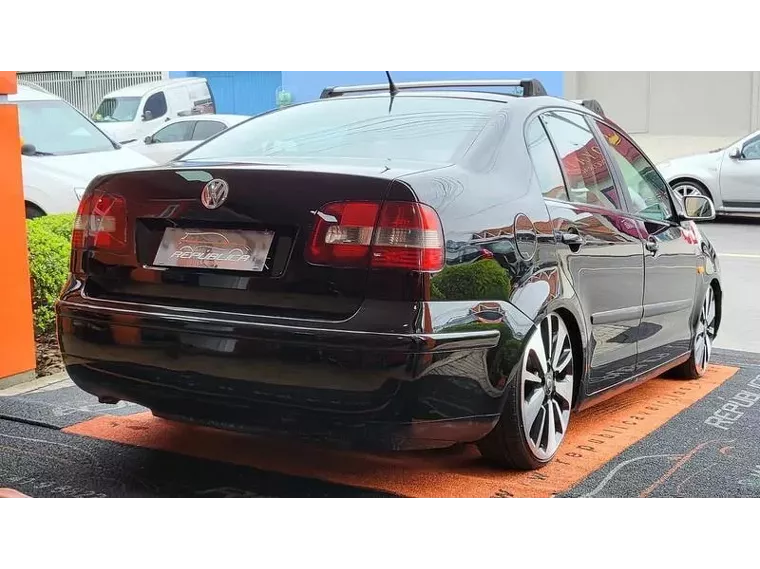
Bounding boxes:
[56,290,532,450]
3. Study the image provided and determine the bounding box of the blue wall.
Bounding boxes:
[281,71,564,104]
[170,71,564,114]
[169,71,282,115]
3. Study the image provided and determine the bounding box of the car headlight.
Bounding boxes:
[657,161,671,170]
[74,187,86,201]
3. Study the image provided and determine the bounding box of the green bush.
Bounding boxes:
[26,213,75,336]
[431,259,512,302]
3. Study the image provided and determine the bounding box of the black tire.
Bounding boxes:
[477,312,576,470]
[25,203,45,219]
[670,284,718,379]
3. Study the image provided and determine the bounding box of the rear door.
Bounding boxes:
[533,110,645,392]
[188,80,215,114]
[166,85,192,117]
[593,120,698,374]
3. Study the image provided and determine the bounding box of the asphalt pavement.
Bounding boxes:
[701,216,760,353]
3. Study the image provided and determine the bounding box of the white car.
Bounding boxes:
[12,83,156,218]
[127,114,250,164]
[658,131,760,215]
[92,77,215,144]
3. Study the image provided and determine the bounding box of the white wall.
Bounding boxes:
[564,71,760,163]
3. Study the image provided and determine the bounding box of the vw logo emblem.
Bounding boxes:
[200,179,229,210]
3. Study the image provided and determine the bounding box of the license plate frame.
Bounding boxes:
[152,227,275,272]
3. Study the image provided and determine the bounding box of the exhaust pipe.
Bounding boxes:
[97,396,120,404]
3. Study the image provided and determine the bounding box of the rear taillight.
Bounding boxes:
[306,201,444,272]
[72,189,127,251]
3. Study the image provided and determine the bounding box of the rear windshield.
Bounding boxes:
[181,95,504,163]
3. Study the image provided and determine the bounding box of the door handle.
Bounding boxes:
[560,232,584,246]
[645,237,659,254]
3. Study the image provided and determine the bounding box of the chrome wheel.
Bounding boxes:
[694,286,717,374]
[673,183,704,200]
[521,313,574,461]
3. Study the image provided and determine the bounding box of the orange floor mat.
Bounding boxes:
[64,364,738,497]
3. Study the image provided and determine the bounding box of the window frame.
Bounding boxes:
[190,119,227,141]
[589,117,680,226]
[151,120,195,144]
[527,108,629,216]
[524,115,571,201]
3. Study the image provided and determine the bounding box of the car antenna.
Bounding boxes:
[386,71,398,113]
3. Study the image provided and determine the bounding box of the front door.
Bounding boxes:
[594,121,698,373]
[142,121,196,163]
[719,133,760,208]
[536,111,645,392]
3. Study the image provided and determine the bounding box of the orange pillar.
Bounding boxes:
[0,71,36,385]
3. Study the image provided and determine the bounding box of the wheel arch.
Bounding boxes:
[669,176,714,201]
[710,278,722,336]
[554,305,586,411]
[24,201,46,218]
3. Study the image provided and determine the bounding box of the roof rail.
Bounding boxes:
[572,99,605,116]
[320,78,548,99]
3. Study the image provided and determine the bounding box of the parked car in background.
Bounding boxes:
[57,79,721,471]
[92,78,215,145]
[658,130,760,215]
[126,114,249,164]
[12,83,156,218]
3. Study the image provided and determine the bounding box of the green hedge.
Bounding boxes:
[431,259,512,302]
[26,213,75,336]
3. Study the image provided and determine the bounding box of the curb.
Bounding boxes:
[0,370,71,396]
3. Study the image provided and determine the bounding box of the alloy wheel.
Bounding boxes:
[520,313,574,461]
[673,183,704,200]
[694,286,717,374]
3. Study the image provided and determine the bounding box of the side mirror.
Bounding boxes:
[728,147,742,159]
[143,110,153,122]
[681,194,716,222]
[21,143,37,156]
[143,135,153,145]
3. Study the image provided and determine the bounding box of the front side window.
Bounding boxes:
[181,96,504,163]
[540,111,623,211]
[742,135,760,159]
[596,121,674,221]
[152,121,194,143]
[18,100,116,155]
[144,92,168,120]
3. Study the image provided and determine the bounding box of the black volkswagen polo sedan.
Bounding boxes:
[56,78,721,470]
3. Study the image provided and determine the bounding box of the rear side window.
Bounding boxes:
[541,111,623,211]
[182,96,504,163]
[525,118,568,200]
[192,120,226,141]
